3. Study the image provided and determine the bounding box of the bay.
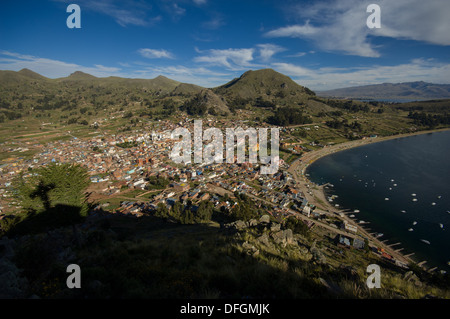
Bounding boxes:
[306,130,450,271]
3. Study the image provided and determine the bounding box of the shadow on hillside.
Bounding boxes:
[4,204,85,237]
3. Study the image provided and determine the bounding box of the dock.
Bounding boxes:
[389,242,402,247]
[418,260,427,267]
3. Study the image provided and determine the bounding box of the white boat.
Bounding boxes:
[389,187,392,190]
[401,210,406,213]
[391,179,394,182]
[408,228,414,231]
[420,239,431,245]
[431,202,436,206]
[349,214,355,218]
[411,193,416,196]
[437,195,442,199]
[354,209,360,213]
[440,224,444,229]
[412,198,418,202]
[376,233,384,238]
[413,221,417,225]
[385,198,389,201]
[393,184,397,186]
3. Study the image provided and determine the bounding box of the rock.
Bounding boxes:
[271,229,295,246]
[270,223,281,232]
[225,220,248,230]
[283,229,294,245]
[310,247,327,264]
[242,241,259,257]
[298,246,312,261]
[259,215,271,224]
[403,271,422,287]
[248,219,258,227]
[257,233,271,247]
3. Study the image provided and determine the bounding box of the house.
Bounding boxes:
[353,238,365,250]
[341,220,357,233]
[338,235,351,247]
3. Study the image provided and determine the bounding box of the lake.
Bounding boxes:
[306,130,450,271]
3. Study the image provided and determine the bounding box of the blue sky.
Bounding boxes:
[1,0,449,90]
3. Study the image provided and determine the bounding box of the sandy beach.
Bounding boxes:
[287,127,450,268]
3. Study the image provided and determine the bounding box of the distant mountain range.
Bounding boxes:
[317,81,450,101]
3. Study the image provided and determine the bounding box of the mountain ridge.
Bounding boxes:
[318,81,450,100]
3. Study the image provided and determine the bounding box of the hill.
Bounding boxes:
[318,81,450,100]
[214,68,315,101]
[17,68,49,80]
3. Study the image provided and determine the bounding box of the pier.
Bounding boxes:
[418,260,427,267]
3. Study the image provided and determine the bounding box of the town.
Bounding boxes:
[0,116,411,271]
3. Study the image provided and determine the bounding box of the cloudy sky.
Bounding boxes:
[1,0,449,90]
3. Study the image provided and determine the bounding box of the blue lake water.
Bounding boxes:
[306,130,450,270]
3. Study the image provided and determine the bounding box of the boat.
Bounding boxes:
[420,239,431,245]
[354,209,360,213]
[385,198,389,201]
[412,198,418,202]
[408,228,414,231]
[401,210,406,213]
[437,195,442,199]
[411,193,416,196]
[393,184,397,186]
[413,221,417,225]
[431,202,436,206]
[440,224,444,229]
[375,233,384,238]
[349,214,355,218]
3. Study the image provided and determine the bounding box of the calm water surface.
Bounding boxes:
[306,130,450,270]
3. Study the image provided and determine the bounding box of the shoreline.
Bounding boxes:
[287,127,450,270]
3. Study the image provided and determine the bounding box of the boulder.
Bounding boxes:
[242,241,259,257]
[270,223,281,232]
[271,229,295,246]
[256,233,271,247]
[259,215,271,224]
[248,219,259,227]
[403,271,422,287]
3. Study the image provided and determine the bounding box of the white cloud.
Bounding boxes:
[271,59,450,91]
[266,0,450,57]
[257,44,286,62]
[194,48,256,70]
[202,16,225,30]
[138,48,175,59]
[0,50,122,78]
